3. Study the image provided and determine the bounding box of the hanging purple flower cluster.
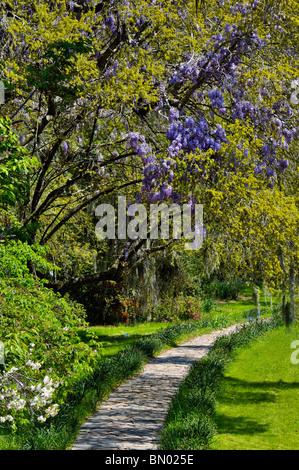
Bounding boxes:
[142,155,179,204]
[104,60,119,81]
[208,89,226,116]
[126,132,179,204]
[126,132,151,158]
[169,24,264,92]
[229,1,261,16]
[231,95,297,185]
[166,12,297,190]
[166,113,228,158]
[105,13,118,35]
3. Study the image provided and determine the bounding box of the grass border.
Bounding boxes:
[158,315,284,450]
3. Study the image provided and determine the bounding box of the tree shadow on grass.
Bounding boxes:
[214,376,299,436]
[217,376,299,407]
[214,414,269,436]
[221,376,299,393]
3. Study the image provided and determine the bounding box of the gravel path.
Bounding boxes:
[72,324,240,451]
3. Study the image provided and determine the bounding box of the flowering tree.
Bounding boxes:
[0,0,298,303]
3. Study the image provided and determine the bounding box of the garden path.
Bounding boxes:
[72,324,239,450]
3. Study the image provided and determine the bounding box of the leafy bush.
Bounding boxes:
[0,116,38,209]
[199,277,245,301]
[212,278,245,300]
[154,295,202,322]
[0,241,99,436]
[134,337,164,357]
[201,297,217,313]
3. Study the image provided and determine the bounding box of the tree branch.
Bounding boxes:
[40,178,143,244]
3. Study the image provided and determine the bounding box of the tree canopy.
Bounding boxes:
[0,0,298,307]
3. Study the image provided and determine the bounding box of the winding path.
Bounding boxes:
[72,324,239,450]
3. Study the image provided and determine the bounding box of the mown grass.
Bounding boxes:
[78,321,172,358]
[215,286,279,319]
[209,324,299,450]
[158,314,288,450]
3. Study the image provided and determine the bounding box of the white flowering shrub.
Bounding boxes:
[0,242,100,437]
[0,345,62,432]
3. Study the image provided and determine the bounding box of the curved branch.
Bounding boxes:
[40,178,143,244]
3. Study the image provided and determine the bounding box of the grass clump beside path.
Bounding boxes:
[159,315,292,450]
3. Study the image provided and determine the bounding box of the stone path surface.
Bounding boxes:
[72,324,240,451]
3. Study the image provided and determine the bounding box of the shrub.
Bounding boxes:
[213,278,245,300]
[201,296,217,313]
[154,295,202,322]
[0,241,99,436]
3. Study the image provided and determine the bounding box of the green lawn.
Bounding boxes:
[210,325,299,450]
[79,321,173,357]
[215,286,279,318]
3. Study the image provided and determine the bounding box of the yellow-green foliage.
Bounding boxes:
[0,0,298,291]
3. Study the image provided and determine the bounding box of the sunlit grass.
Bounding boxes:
[79,321,172,357]
[215,286,279,318]
[210,325,299,450]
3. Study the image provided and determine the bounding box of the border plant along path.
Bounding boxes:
[72,324,241,450]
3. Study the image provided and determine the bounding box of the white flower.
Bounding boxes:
[0,417,6,423]
[45,404,59,417]
[26,360,42,370]
[41,387,54,399]
[37,416,47,423]
[43,376,53,386]
[8,399,25,411]
[16,399,26,410]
